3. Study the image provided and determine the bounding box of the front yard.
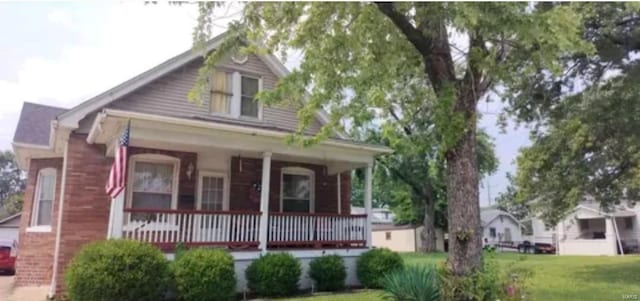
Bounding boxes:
[284,252,640,301]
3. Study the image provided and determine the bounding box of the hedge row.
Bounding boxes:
[64,240,402,300]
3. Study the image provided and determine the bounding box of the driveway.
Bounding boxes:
[0,275,14,300]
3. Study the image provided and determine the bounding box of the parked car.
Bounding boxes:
[0,239,17,275]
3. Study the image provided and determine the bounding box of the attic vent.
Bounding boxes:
[231,52,248,64]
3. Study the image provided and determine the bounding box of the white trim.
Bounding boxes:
[49,138,69,298]
[364,164,373,248]
[126,154,181,210]
[26,226,52,233]
[280,167,315,213]
[31,168,57,228]
[88,109,391,155]
[196,170,230,211]
[259,152,272,253]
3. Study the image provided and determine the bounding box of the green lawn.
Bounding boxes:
[284,252,640,301]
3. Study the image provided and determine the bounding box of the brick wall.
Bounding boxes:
[229,157,352,213]
[15,158,63,287]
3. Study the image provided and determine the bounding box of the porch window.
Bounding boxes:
[240,76,260,118]
[128,155,179,214]
[624,217,633,230]
[31,168,56,228]
[210,70,232,115]
[281,167,314,213]
[197,171,228,211]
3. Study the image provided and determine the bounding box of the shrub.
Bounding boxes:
[382,265,440,301]
[245,253,301,297]
[172,248,236,301]
[356,248,403,288]
[65,239,170,301]
[438,252,532,301]
[309,255,346,292]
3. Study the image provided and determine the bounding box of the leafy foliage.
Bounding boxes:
[172,248,236,301]
[308,255,347,292]
[438,251,531,301]
[356,248,404,288]
[382,265,440,301]
[64,240,170,301]
[245,253,301,297]
[0,150,24,216]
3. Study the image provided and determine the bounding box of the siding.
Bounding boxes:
[107,55,324,135]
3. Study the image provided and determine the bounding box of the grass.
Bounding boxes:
[282,252,640,301]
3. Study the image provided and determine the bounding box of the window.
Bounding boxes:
[281,167,314,213]
[385,232,392,240]
[624,217,634,230]
[31,168,56,228]
[489,227,496,238]
[198,172,228,211]
[210,71,232,114]
[579,219,590,230]
[128,155,179,216]
[241,76,260,118]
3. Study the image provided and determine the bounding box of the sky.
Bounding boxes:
[0,2,530,206]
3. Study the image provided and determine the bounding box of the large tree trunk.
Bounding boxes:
[419,200,436,252]
[446,119,482,276]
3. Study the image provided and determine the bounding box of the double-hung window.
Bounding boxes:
[198,172,228,211]
[209,69,261,119]
[128,155,179,221]
[30,168,56,229]
[281,167,314,213]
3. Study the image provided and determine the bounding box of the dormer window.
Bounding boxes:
[210,69,262,119]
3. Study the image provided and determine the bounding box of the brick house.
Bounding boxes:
[11,33,389,298]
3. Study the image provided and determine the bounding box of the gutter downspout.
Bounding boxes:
[48,136,69,299]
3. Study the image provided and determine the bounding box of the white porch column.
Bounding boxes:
[109,191,125,239]
[258,152,272,253]
[364,163,373,248]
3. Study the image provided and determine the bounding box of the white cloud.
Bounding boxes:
[0,2,235,149]
[48,9,73,28]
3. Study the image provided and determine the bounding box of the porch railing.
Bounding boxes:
[122,208,261,249]
[118,209,367,250]
[267,212,367,248]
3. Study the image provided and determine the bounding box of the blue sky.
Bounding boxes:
[0,2,529,206]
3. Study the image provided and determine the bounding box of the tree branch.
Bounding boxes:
[374,2,432,56]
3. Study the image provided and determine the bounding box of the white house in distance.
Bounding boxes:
[351,206,394,224]
[0,213,21,242]
[526,201,639,256]
[480,208,522,245]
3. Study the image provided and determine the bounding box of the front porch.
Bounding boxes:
[94,109,388,253]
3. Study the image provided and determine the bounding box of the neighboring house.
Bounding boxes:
[11,32,390,298]
[371,224,446,252]
[351,206,394,224]
[480,208,522,245]
[527,201,639,256]
[0,213,20,242]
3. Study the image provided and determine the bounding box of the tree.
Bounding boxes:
[507,3,640,225]
[192,2,589,278]
[495,173,529,221]
[0,150,25,213]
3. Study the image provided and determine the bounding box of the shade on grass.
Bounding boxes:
[282,252,640,301]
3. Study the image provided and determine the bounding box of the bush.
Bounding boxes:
[245,253,301,297]
[356,248,403,288]
[65,239,170,301]
[438,252,532,301]
[309,255,346,292]
[172,248,236,301]
[382,265,440,301]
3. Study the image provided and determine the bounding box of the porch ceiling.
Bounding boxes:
[87,109,388,173]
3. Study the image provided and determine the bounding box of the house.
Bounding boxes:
[480,208,522,245]
[11,33,391,298]
[0,213,21,242]
[527,201,639,256]
[371,224,446,252]
[351,206,394,224]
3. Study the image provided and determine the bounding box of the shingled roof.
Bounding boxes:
[13,102,67,146]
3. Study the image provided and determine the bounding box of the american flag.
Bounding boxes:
[105,121,130,198]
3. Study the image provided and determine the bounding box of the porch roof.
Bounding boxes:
[87,109,391,172]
